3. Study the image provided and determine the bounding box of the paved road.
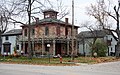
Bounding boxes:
[0,61,120,75]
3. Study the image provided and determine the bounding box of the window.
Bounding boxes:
[24,29,27,36]
[16,45,19,50]
[65,27,68,36]
[56,26,60,36]
[45,26,49,36]
[45,14,50,18]
[5,36,9,40]
[111,38,112,41]
[32,28,35,35]
[111,47,112,51]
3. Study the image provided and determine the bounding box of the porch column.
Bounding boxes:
[75,40,78,55]
[53,40,56,56]
[42,39,45,55]
[23,42,25,54]
[32,41,35,55]
[67,40,69,55]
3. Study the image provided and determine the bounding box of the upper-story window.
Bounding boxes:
[5,36,9,40]
[24,29,27,36]
[45,26,49,36]
[65,27,68,36]
[56,26,60,36]
[32,28,35,35]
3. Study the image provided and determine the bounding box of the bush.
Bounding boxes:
[91,39,107,57]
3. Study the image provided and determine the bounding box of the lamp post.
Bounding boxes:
[47,44,50,63]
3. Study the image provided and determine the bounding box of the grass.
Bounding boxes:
[0,56,120,66]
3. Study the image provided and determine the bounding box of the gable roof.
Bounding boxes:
[2,29,22,36]
[77,30,111,38]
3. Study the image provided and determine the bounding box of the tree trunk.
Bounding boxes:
[116,43,120,57]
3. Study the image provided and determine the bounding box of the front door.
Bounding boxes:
[56,43,61,55]
[3,44,11,55]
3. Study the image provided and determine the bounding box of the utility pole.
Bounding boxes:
[28,0,32,59]
[71,0,74,61]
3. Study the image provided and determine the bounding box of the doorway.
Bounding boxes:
[56,43,61,55]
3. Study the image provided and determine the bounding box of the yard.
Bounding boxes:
[0,56,120,66]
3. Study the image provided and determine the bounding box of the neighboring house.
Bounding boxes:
[1,29,22,55]
[77,30,117,56]
[20,9,79,56]
[0,36,2,55]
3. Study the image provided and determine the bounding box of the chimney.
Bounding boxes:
[35,18,39,24]
[65,18,68,24]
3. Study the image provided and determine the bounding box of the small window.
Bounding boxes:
[5,36,9,40]
[24,29,27,36]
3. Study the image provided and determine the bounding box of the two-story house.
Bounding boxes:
[20,9,79,56]
[77,30,117,56]
[1,29,22,55]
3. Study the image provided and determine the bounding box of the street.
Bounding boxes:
[0,61,120,75]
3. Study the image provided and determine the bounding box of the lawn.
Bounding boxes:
[0,56,120,66]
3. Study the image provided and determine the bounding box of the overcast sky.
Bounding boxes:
[61,0,118,32]
[13,0,118,33]
[63,0,96,25]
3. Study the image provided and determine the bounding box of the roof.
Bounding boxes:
[77,30,111,38]
[43,9,58,13]
[3,42,11,45]
[32,18,64,25]
[2,29,22,36]
[30,18,79,28]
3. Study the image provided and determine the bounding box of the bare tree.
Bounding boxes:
[86,0,120,57]
[80,21,103,56]
[0,0,69,58]
[86,0,109,29]
[106,0,120,57]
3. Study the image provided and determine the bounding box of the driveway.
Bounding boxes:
[0,61,120,75]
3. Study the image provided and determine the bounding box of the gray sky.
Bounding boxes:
[13,0,118,33]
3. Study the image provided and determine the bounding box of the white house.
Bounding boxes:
[77,30,117,56]
[1,29,22,55]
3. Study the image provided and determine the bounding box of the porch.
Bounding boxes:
[21,38,77,56]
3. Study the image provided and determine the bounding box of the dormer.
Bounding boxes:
[43,9,58,19]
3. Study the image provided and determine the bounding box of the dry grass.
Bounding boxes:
[0,56,120,66]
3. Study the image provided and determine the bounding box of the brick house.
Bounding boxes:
[20,9,79,56]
